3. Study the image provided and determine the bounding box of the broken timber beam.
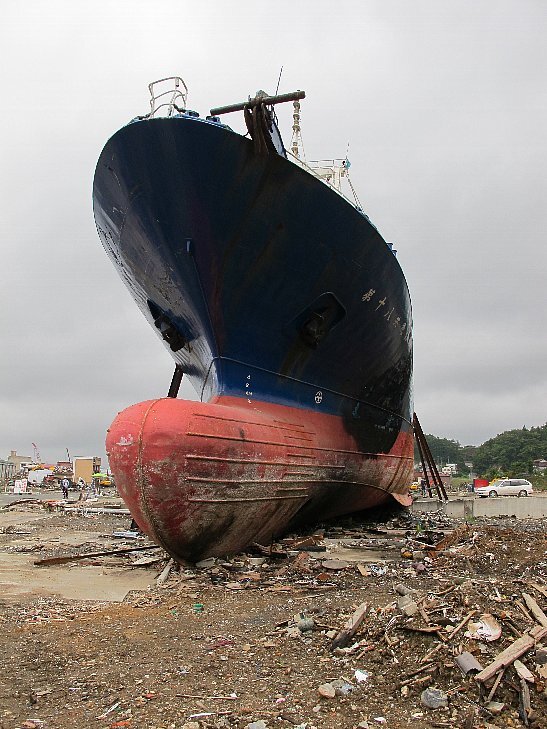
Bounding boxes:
[522,592,547,627]
[475,626,547,683]
[330,602,368,651]
[156,558,175,585]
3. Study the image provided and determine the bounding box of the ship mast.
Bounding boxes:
[290,99,306,161]
[288,99,357,203]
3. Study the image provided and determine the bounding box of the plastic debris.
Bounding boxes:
[331,678,353,696]
[465,613,502,642]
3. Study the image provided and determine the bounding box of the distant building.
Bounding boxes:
[0,459,16,481]
[533,458,547,472]
[7,450,32,472]
[73,456,101,485]
[413,468,451,486]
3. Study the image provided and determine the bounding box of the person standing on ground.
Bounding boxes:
[61,477,69,499]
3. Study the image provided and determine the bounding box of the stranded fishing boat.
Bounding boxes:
[93,77,414,563]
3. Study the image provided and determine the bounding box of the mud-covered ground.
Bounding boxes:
[0,502,546,729]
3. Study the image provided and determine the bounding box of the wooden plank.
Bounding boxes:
[475,628,547,683]
[157,557,175,585]
[530,624,547,640]
[34,544,162,566]
[514,659,535,683]
[519,678,531,727]
[486,669,505,703]
[330,602,368,651]
[528,582,547,599]
[522,592,547,628]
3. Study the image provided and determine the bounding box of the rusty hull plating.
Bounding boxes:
[107,396,413,563]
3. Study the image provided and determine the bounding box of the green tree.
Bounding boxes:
[414,435,467,472]
[473,423,547,476]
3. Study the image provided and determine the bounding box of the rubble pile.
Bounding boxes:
[0,503,546,728]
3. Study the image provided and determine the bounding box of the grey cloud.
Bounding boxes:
[2,1,546,463]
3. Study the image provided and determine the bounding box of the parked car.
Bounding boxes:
[475,479,533,498]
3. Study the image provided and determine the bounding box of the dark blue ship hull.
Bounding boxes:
[94,113,413,455]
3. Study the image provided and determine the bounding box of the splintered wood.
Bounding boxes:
[330,601,368,651]
[474,626,547,683]
[522,592,547,627]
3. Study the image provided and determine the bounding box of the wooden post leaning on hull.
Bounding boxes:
[413,413,448,501]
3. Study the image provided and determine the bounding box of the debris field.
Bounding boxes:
[0,500,546,729]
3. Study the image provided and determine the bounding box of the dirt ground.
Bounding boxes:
[0,501,546,729]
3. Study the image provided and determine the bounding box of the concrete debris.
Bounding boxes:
[317,682,336,698]
[296,617,315,632]
[485,700,505,714]
[397,594,419,617]
[420,687,449,709]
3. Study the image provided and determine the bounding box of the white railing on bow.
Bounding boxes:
[148,77,188,117]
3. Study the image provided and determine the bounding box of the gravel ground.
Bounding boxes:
[0,504,546,729]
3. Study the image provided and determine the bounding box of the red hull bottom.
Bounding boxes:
[106,396,413,563]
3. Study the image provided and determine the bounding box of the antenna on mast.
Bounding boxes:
[275,66,283,95]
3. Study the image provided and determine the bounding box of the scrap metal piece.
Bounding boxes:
[454,652,484,676]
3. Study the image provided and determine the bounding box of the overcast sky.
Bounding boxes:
[1,0,546,465]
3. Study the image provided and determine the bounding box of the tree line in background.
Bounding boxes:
[414,422,547,480]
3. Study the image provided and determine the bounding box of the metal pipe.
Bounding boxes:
[210,90,305,116]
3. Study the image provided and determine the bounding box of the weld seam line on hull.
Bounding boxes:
[187,495,309,503]
[193,412,313,434]
[185,431,413,459]
[189,479,400,490]
[284,471,319,476]
[274,487,310,492]
[272,420,307,429]
[185,477,311,485]
[185,455,335,467]
[216,356,413,426]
